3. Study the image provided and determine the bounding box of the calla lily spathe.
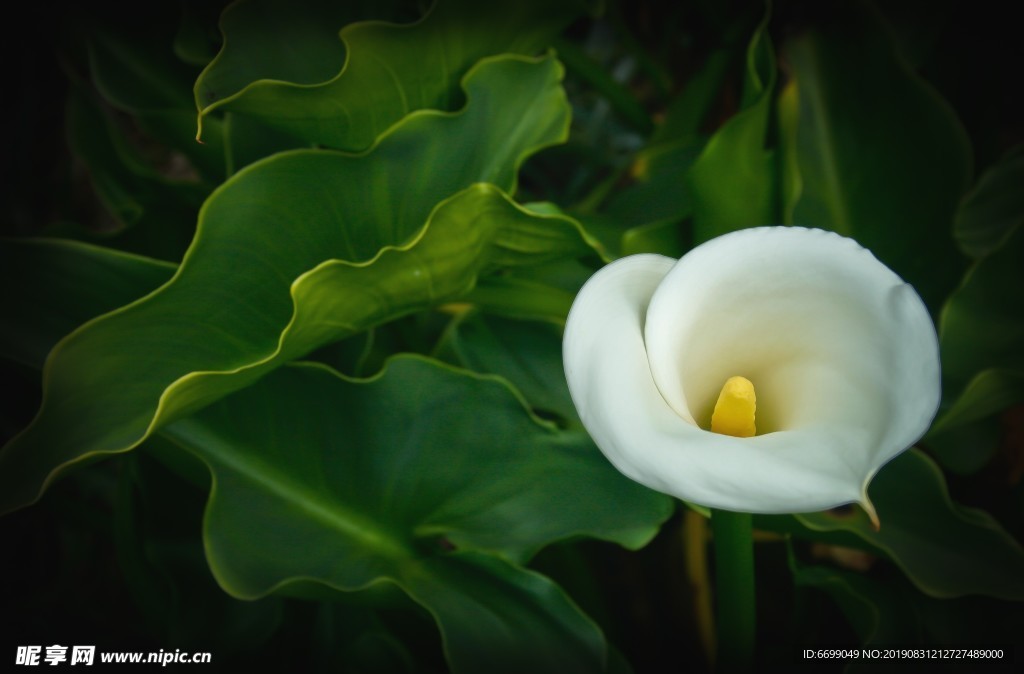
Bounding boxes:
[563,227,940,522]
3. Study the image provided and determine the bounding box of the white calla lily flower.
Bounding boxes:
[563,227,940,525]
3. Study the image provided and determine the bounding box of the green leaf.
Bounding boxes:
[0,238,174,369]
[440,313,578,425]
[795,449,1024,600]
[196,0,591,150]
[169,358,669,565]
[936,223,1024,429]
[460,277,577,324]
[791,561,911,648]
[933,370,1024,434]
[603,136,703,234]
[115,447,284,652]
[650,44,731,146]
[221,113,309,177]
[686,5,777,241]
[404,553,606,674]
[620,219,686,258]
[793,557,1024,666]
[0,54,594,514]
[195,0,401,107]
[778,1,971,313]
[162,357,670,671]
[924,415,1001,476]
[569,135,700,257]
[579,39,723,251]
[954,144,1024,259]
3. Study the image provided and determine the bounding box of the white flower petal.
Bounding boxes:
[563,227,940,515]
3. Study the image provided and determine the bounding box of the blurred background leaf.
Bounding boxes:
[686,4,777,241]
[778,0,971,315]
[935,224,1024,431]
[954,145,1024,259]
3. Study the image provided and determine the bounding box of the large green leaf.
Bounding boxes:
[0,239,174,369]
[0,54,596,515]
[795,449,1024,600]
[195,0,591,150]
[779,1,971,313]
[172,356,669,567]
[685,5,777,241]
[934,223,1024,430]
[161,357,670,671]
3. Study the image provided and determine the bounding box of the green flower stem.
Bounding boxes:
[711,508,755,672]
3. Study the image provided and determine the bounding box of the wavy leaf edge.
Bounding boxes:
[3,51,588,513]
[794,449,1024,599]
[195,3,428,139]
